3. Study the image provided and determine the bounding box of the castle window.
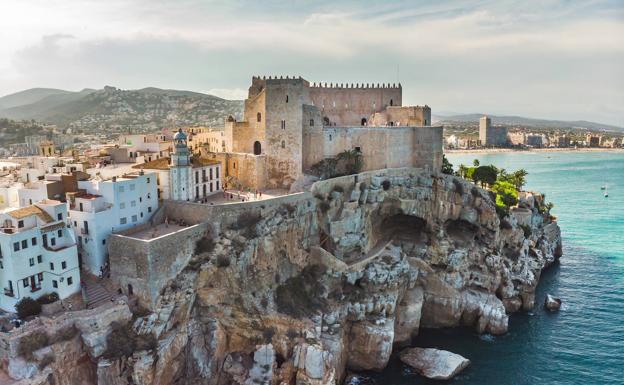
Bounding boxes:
[281,140,285,148]
[361,118,367,126]
[310,119,314,126]
[323,117,330,126]
[329,135,332,141]
[332,101,336,107]
[286,95,289,103]
[281,120,286,129]
[390,99,394,106]
[253,141,262,155]
[257,112,261,122]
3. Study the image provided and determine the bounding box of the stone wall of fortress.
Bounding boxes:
[308,83,402,126]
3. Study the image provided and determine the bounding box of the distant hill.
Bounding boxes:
[0,86,244,131]
[434,113,624,133]
[0,88,75,110]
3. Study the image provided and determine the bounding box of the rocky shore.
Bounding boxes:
[0,168,561,384]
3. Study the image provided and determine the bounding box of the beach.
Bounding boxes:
[445,147,624,155]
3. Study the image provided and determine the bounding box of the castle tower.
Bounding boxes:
[479,116,492,146]
[170,128,192,200]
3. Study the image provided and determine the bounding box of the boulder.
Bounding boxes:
[544,294,561,311]
[399,347,470,380]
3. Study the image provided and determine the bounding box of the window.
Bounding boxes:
[23,279,29,287]
[130,184,135,191]
[390,99,393,106]
[233,162,236,170]
[37,255,42,263]
[50,262,54,270]
[0,261,3,269]
[257,112,262,122]
[209,168,213,180]
[216,181,220,190]
[13,242,20,251]
[148,207,152,213]
[52,280,58,288]
[120,202,126,209]
[102,239,106,245]
[37,273,43,281]
[281,140,286,148]
[216,167,219,178]
[281,120,286,130]
[21,240,27,249]
[58,229,63,237]
[147,177,150,183]
[32,237,37,246]
[61,261,67,269]
[67,277,73,285]
[73,221,77,227]
[18,220,24,228]
[29,258,34,266]
[119,186,125,192]
[79,202,84,211]
[253,141,261,155]
[195,171,199,183]
[57,213,62,220]
[286,95,289,103]
[139,197,142,202]
[132,215,137,223]
[310,119,314,126]
[120,217,127,225]
[50,238,56,246]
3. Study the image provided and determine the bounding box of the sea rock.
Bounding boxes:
[399,347,470,380]
[544,294,562,311]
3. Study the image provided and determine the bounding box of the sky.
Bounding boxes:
[0,0,623,126]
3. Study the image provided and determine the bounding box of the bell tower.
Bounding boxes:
[170,128,192,200]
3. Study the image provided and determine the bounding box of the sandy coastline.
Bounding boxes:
[445,147,624,155]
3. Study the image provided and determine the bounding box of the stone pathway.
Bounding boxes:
[83,278,114,309]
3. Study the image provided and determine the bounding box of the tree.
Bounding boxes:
[442,154,454,174]
[336,149,363,175]
[492,181,519,208]
[473,159,480,167]
[456,164,468,178]
[509,169,528,191]
[472,165,498,188]
[15,297,42,319]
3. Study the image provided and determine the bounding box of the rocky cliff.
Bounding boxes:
[3,168,561,384]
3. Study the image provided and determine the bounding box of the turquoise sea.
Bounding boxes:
[371,151,624,385]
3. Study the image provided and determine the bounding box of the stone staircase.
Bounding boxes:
[84,280,113,309]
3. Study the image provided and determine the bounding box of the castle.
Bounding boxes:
[199,76,443,189]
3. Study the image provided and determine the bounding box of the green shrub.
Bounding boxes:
[103,321,157,360]
[230,212,262,238]
[215,255,231,268]
[16,297,42,319]
[195,235,215,254]
[275,265,328,318]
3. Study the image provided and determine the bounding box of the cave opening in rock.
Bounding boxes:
[445,219,479,247]
[379,214,428,244]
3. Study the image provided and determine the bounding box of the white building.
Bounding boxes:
[0,200,80,312]
[67,171,158,275]
[136,129,222,201]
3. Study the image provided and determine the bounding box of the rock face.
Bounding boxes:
[0,168,562,385]
[399,347,470,380]
[544,294,562,311]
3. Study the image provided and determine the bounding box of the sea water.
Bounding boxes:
[369,151,624,385]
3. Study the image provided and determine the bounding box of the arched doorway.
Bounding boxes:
[361,118,367,126]
[390,99,394,106]
[253,141,261,155]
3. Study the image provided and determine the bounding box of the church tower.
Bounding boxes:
[170,128,192,200]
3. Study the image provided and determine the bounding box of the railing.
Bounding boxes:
[1,227,16,234]
[30,286,42,293]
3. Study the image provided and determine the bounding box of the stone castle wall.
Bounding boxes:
[308,83,402,126]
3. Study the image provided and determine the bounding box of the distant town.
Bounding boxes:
[443,115,624,150]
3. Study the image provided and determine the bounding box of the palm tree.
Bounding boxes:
[510,169,528,190]
[336,149,363,175]
[473,159,480,167]
[457,164,468,179]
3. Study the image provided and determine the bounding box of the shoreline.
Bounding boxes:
[445,147,624,155]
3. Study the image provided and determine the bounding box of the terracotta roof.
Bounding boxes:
[133,157,170,170]
[133,156,219,170]
[7,206,54,223]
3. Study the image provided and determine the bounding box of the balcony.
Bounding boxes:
[1,227,16,234]
[4,288,14,297]
[30,285,42,293]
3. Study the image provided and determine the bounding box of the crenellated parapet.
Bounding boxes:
[310,82,401,89]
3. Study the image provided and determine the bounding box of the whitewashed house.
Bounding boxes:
[0,200,80,312]
[67,171,158,275]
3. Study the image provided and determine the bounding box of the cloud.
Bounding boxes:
[0,0,622,125]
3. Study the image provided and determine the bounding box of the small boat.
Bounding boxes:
[601,183,608,190]
[604,187,609,198]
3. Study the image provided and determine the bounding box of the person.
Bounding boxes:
[259,191,262,199]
